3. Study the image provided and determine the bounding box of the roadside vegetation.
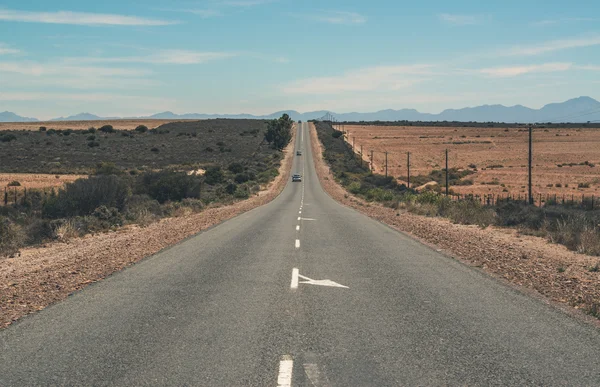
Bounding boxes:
[0,116,293,257]
[314,121,600,257]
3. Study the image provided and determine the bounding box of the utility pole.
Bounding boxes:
[445,149,449,196]
[528,126,533,205]
[407,152,411,189]
[385,151,388,178]
[370,150,374,173]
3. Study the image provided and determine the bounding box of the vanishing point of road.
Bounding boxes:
[1,123,599,386]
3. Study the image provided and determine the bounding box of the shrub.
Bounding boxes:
[94,162,124,176]
[150,147,160,153]
[88,141,100,148]
[92,205,124,228]
[447,200,496,228]
[0,134,17,142]
[7,181,21,187]
[332,130,343,138]
[578,182,591,188]
[234,173,251,184]
[205,147,214,152]
[226,183,237,195]
[39,126,47,132]
[87,135,96,141]
[205,166,224,185]
[43,175,130,218]
[136,171,201,204]
[348,181,361,194]
[228,162,244,174]
[99,125,115,133]
[0,216,24,257]
[135,125,149,133]
[88,127,97,133]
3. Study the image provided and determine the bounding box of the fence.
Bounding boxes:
[326,121,598,210]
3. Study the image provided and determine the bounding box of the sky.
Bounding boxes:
[0,0,599,119]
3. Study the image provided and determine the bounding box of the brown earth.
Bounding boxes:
[311,123,600,324]
[0,125,296,328]
[0,119,192,132]
[1,173,85,190]
[344,125,600,199]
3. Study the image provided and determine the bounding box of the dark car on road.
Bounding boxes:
[292,174,302,182]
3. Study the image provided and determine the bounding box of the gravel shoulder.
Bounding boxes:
[0,126,296,328]
[310,123,600,324]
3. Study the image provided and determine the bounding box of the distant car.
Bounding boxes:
[292,174,302,182]
[296,150,302,156]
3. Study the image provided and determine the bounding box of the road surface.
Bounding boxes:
[1,122,600,386]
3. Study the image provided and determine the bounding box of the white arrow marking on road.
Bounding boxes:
[291,268,299,289]
[297,273,349,289]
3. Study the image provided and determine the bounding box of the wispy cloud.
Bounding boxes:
[498,36,600,56]
[576,65,600,71]
[479,62,572,77]
[303,11,366,25]
[220,0,276,7]
[67,50,236,65]
[531,17,597,27]
[154,8,222,18]
[0,43,20,55]
[438,13,488,25]
[283,65,433,94]
[0,9,178,26]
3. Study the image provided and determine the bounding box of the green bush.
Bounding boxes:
[228,162,244,174]
[205,166,224,185]
[332,130,344,138]
[135,125,149,133]
[0,134,17,142]
[348,182,361,194]
[43,175,130,218]
[234,173,251,184]
[136,171,201,204]
[99,125,115,133]
[94,162,124,176]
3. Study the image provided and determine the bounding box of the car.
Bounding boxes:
[292,174,302,182]
[296,150,302,156]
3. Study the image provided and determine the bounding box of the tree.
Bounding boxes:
[265,114,293,150]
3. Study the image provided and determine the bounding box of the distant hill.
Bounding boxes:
[3,96,599,123]
[0,111,38,122]
[50,113,121,121]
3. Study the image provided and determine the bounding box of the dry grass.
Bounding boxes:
[345,125,600,198]
[1,173,85,190]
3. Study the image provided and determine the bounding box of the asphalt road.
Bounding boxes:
[1,122,600,386]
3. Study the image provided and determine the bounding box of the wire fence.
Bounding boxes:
[322,120,599,210]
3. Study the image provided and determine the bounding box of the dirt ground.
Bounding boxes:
[312,123,600,324]
[0,119,192,132]
[0,126,296,328]
[1,173,85,190]
[344,125,600,198]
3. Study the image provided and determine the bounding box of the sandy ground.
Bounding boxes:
[344,125,600,198]
[312,123,600,324]
[0,119,194,132]
[0,126,296,328]
[1,173,85,190]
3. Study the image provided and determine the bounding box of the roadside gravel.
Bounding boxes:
[0,126,296,328]
[310,123,600,323]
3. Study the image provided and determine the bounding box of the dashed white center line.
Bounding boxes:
[290,268,299,289]
[277,355,294,387]
[296,225,300,231]
[298,217,301,221]
[295,239,300,249]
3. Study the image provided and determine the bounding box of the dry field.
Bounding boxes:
[345,125,600,198]
[0,119,193,132]
[1,173,84,190]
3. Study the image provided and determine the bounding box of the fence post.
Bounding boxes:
[370,150,374,173]
[445,149,449,197]
[528,126,533,205]
[385,151,388,178]
[3,188,7,206]
[407,152,410,189]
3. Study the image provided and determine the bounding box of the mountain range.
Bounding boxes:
[2,96,600,123]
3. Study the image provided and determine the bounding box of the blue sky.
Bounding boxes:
[0,0,599,119]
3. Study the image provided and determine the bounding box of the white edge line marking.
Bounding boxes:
[291,268,299,289]
[278,356,294,387]
[295,239,300,249]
